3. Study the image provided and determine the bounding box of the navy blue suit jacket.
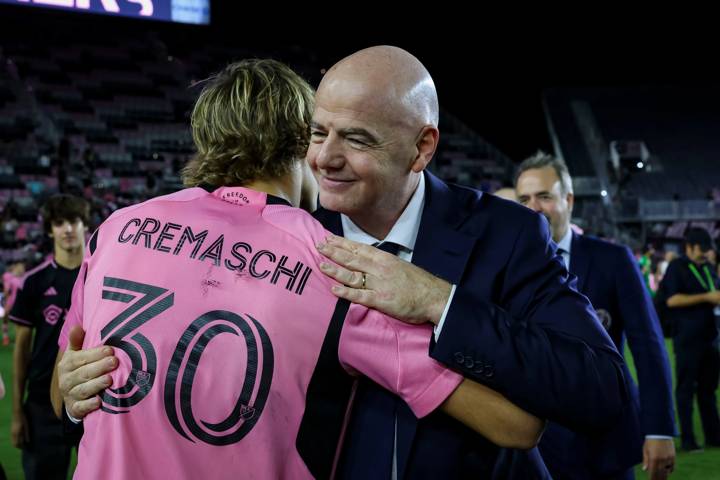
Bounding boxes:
[309,172,629,479]
[538,233,676,479]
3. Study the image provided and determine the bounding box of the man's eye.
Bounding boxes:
[310,131,326,141]
[348,138,367,146]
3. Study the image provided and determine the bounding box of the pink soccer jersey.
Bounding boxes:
[60,186,461,480]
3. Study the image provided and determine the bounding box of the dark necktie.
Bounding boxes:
[557,247,570,270]
[338,240,402,479]
[375,241,401,255]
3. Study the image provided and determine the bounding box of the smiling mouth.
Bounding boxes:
[321,177,355,188]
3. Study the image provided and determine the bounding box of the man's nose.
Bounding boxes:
[314,134,344,170]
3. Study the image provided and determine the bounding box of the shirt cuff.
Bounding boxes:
[433,284,457,341]
[66,405,82,424]
[645,435,674,440]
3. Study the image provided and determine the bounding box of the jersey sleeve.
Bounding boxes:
[338,304,462,418]
[9,276,36,327]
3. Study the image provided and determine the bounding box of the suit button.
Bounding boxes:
[484,366,494,378]
[454,352,465,364]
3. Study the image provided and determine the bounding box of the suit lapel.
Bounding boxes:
[569,232,590,293]
[411,172,477,282]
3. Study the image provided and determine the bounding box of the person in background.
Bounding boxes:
[516,152,676,480]
[10,194,89,480]
[661,227,720,452]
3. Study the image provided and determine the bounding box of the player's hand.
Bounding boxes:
[58,326,117,420]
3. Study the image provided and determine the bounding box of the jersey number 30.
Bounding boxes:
[99,276,274,446]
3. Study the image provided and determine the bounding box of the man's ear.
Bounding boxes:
[411,126,439,173]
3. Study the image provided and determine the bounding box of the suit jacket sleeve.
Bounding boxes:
[615,245,676,436]
[430,213,628,433]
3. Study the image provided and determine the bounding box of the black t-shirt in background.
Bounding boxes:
[661,255,719,345]
[9,259,80,403]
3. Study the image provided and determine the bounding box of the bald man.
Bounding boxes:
[311,46,628,479]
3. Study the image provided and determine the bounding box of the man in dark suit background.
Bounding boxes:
[311,47,630,479]
[515,152,676,480]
